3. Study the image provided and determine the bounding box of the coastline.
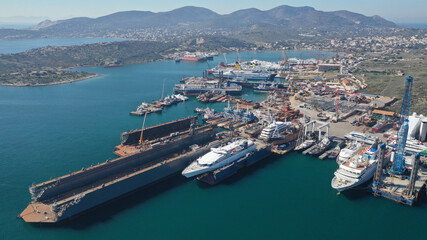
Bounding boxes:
[0,73,99,87]
[0,48,340,88]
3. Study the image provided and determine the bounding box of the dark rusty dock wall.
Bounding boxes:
[122,116,197,145]
[55,145,214,221]
[32,125,216,202]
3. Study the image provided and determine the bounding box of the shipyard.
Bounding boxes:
[16,47,427,225]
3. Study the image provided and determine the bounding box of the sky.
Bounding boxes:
[0,0,426,23]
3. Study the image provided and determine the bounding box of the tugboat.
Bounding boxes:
[272,141,295,155]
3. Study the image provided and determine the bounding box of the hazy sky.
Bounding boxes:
[1,0,426,23]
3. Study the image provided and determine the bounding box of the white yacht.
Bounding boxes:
[259,122,291,141]
[331,143,379,192]
[336,141,363,164]
[182,139,257,178]
[294,139,316,151]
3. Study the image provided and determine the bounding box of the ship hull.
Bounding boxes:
[331,163,377,192]
[182,144,257,178]
[196,146,272,185]
[51,145,214,222]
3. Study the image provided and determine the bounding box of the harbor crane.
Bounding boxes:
[312,53,326,64]
[389,76,413,175]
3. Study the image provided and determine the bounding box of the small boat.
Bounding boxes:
[272,142,295,155]
[327,145,341,159]
[307,137,331,156]
[295,139,315,151]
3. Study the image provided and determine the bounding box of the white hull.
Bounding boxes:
[182,144,256,178]
[331,162,377,192]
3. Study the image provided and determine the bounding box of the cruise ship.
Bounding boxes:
[174,81,242,96]
[336,141,363,164]
[182,139,257,178]
[208,68,276,81]
[331,143,379,192]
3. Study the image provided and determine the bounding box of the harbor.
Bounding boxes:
[3,50,427,239]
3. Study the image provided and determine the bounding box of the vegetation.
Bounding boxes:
[355,50,427,115]
[0,36,253,86]
[0,70,96,86]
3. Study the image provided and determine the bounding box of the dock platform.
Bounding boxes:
[302,145,316,155]
[372,165,427,206]
[319,140,345,160]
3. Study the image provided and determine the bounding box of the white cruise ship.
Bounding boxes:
[182,139,257,178]
[336,141,363,164]
[331,143,379,192]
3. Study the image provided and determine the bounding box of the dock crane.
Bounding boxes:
[389,76,413,175]
[312,53,326,64]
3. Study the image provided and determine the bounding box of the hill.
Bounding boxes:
[0,35,253,86]
[0,5,397,41]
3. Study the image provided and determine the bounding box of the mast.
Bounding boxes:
[161,78,166,99]
[237,49,241,63]
[139,112,148,144]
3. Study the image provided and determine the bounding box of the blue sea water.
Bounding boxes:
[397,23,427,29]
[0,38,125,54]
[0,48,426,240]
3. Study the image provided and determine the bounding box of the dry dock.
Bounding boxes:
[372,152,427,206]
[372,168,427,205]
[19,117,219,223]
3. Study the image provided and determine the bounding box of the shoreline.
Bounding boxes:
[0,49,339,87]
[0,73,99,87]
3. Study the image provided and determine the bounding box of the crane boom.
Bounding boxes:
[390,76,413,175]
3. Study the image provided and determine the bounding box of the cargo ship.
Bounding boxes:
[180,55,206,62]
[104,63,123,68]
[19,117,218,223]
[174,82,242,96]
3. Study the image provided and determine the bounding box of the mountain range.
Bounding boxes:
[0,5,397,41]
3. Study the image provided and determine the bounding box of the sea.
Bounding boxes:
[397,23,427,29]
[0,39,426,240]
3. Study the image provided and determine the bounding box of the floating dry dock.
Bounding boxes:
[19,117,218,223]
[371,147,427,206]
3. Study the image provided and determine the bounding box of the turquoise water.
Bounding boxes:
[0,50,426,239]
[0,38,124,54]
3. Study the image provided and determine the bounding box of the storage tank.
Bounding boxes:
[419,119,427,142]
